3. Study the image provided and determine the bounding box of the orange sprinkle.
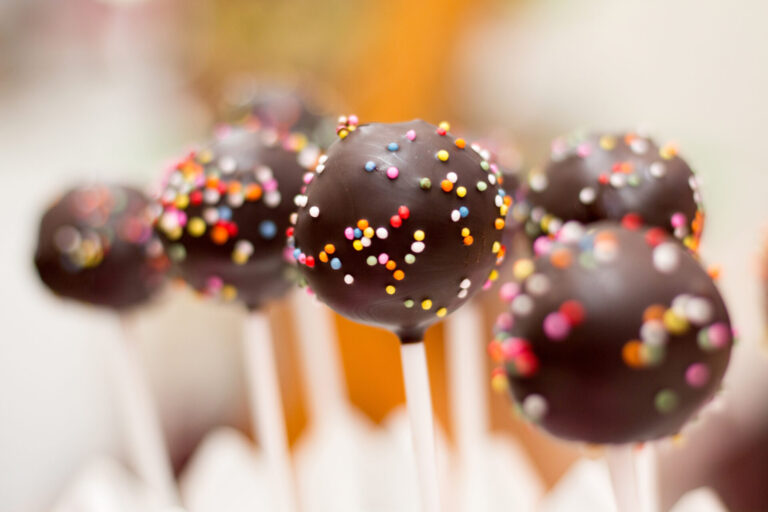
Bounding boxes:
[206,176,219,189]
[708,265,721,280]
[550,248,573,268]
[441,180,453,192]
[357,219,369,230]
[245,184,262,201]
[643,304,666,322]
[228,181,243,194]
[622,341,645,368]
[386,260,397,271]
[211,225,229,245]
[455,138,466,149]
[463,235,474,246]
[393,270,405,280]
[319,251,328,263]
[495,218,506,230]
[324,244,336,255]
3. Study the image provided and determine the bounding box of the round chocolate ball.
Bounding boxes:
[153,124,318,309]
[524,132,704,251]
[489,221,732,444]
[289,117,508,342]
[34,183,166,310]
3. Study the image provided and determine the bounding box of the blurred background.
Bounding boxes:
[2,0,768,511]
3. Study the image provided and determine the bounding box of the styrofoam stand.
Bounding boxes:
[51,457,184,512]
[541,458,729,512]
[179,427,275,512]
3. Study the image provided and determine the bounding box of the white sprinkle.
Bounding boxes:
[529,173,548,192]
[319,154,328,164]
[610,173,627,188]
[685,297,713,325]
[234,240,254,257]
[579,187,596,204]
[526,273,551,296]
[264,190,281,208]
[376,227,389,239]
[459,278,471,289]
[309,206,320,218]
[411,241,425,253]
[256,165,274,182]
[558,221,585,243]
[219,156,237,173]
[54,226,81,253]
[488,174,497,185]
[640,320,668,347]
[630,138,649,154]
[298,146,320,168]
[361,237,372,247]
[650,162,666,178]
[451,210,461,222]
[522,394,548,422]
[457,289,468,299]
[203,207,218,224]
[511,294,534,316]
[447,172,458,183]
[344,274,354,285]
[294,194,308,207]
[315,164,325,174]
[227,192,244,208]
[203,188,220,204]
[653,243,680,274]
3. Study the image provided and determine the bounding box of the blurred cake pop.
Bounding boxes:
[34,183,166,309]
[289,117,508,341]
[524,132,704,251]
[153,123,318,309]
[490,221,732,444]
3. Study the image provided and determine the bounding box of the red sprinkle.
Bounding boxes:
[398,205,410,219]
[645,227,668,247]
[559,300,586,326]
[390,215,402,228]
[621,213,643,230]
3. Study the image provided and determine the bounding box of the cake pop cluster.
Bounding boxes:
[523,132,704,251]
[289,117,512,341]
[152,122,319,309]
[489,221,732,444]
[35,183,166,310]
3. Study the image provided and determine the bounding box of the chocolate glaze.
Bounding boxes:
[290,118,508,342]
[490,222,732,444]
[153,124,317,309]
[524,132,704,251]
[34,183,166,310]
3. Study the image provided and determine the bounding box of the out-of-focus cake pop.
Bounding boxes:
[289,117,508,342]
[524,132,704,251]
[35,183,166,309]
[490,221,732,444]
[153,123,319,309]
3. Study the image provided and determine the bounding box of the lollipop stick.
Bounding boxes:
[605,445,642,512]
[110,315,178,505]
[243,310,298,512]
[445,303,490,510]
[291,290,347,421]
[637,443,661,512]
[400,341,441,512]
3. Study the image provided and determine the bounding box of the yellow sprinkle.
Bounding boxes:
[363,227,374,238]
[198,150,213,163]
[386,285,396,295]
[167,226,182,241]
[232,251,249,265]
[421,299,433,310]
[513,259,535,281]
[339,129,349,139]
[438,121,451,132]
[500,204,509,216]
[488,269,499,281]
[353,240,363,251]
[599,135,616,151]
[492,241,501,254]
[175,194,189,209]
[461,227,470,237]
[222,285,237,301]
[187,217,206,237]
[456,186,467,198]
[436,307,447,318]
[491,374,509,393]
[437,150,449,162]
[414,230,425,241]
[663,309,689,335]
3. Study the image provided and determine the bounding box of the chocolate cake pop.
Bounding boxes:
[524,132,704,251]
[489,221,732,444]
[289,117,508,342]
[34,183,166,310]
[153,123,318,309]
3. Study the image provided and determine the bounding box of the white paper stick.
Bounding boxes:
[400,342,441,512]
[445,302,491,511]
[637,443,661,512]
[243,310,298,512]
[109,316,178,505]
[290,290,347,421]
[606,445,642,512]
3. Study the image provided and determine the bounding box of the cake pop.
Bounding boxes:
[35,183,166,309]
[33,182,176,504]
[490,221,732,445]
[289,116,507,512]
[524,132,704,251]
[153,123,319,309]
[289,117,508,342]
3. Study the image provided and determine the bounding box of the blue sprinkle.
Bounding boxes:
[330,258,342,270]
[365,161,377,172]
[387,142,399,152]
[459,206,469,218]
[499,189,507,196]
[293,248,301,259]
[219,206,233,221]
[354,228,362,238]
[259,220,277,239]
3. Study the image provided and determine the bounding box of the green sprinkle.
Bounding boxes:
[405,254,416,264]
[655,389,679,414]
[419,177,432,190]
[403,299,415,308]
[477,181,488,191]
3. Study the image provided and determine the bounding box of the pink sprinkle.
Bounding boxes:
[482,279,493,290]
[386,166,399,179]
[496,312,514,331]
[503,338,528,359]
[303,173,314,184]
[264,179,278,192]
[708,323,731,348]
[344,227,354,240]
[533,236,553,256]
[499,282,520,303]
[406,130,416,141]
[577,143,592,158]
[671,212,686,228]
[543,312,570,341]
[378,253,389,265]
[686,363,710,388]
[177,210,188,226]
[206,276,223,290]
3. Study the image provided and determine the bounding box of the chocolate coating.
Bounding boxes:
[524,132,704,250]
[153,124,317,309]
[490,222,732,444]
[34,183,166,310]
[290,118,508,342]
